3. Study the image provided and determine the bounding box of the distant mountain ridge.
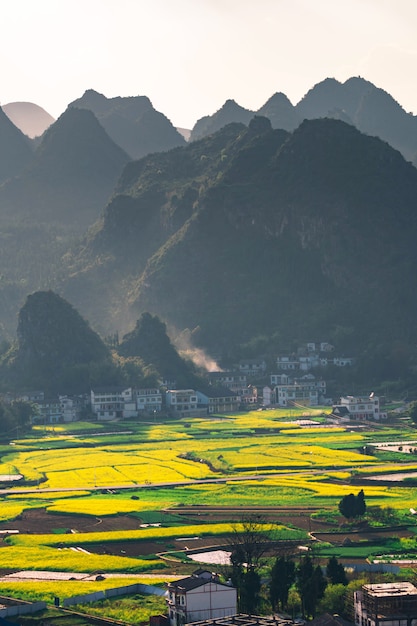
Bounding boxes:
[69,89,186,159]
[2,101,55,138]
[190,77,417,163]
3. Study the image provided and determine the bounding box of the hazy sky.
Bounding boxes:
[2,0,417,128]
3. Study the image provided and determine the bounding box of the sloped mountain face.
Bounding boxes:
[2,102,55,138]
[63,118,417,360]
[257,92,300,131]
[69,89,186,159]
[0,106,34,183]
[0,106,129,228]
[7,290,110,392]
[61,121,264,326]
[295,77,352,119]
[190,99,254,141]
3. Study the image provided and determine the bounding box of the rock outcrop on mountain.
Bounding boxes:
[0,106,33,183]
[69,89,186,159]
[2,101,55,138]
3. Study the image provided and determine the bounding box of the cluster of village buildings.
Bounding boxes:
[166,571,416,626]
[5,342,385,424]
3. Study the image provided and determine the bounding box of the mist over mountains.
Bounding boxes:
[0,76,417,387]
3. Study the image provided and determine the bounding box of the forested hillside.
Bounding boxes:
[60,116,417,376]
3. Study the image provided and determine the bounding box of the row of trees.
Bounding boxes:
[228,515,349,618]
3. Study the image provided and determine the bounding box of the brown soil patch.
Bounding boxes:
[0,508,142,534]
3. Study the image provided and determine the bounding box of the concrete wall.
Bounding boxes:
[62,583,166,607]
[0,601,46,618]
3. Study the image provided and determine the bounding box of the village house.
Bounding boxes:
[196,387,240,414]
[32,397,62,424]
[90,387,135,420]
[59,395,87,422]
[273,380,323,407]
[136,388,163,412]
[354,582,417,626]
[335,394,387,421]
[333,356,356,367]
[208,371,247,391]
[166,389,206,417]
[167,570,237,626]
[238,358,267,377]
[91,387,163,420]
[270,373,291,386]
[276,356,299,371]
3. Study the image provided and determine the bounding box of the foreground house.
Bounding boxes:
[354,582,417,626]
[167,571,237,626]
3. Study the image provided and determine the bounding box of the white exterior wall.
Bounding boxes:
[90,389,128,421]
[263,386,272,406]
[340,395,385,420]
[185,583,237,622]
[136,389,162,412]
[168,582,237,626]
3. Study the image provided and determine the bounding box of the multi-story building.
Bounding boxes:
[276,356,298,371]
[59,395,87,422]
[238,359,267,378]
[354,582,417,626]
[273,378,326,407]
[270,373,290,386]
[166,389,205,417]
[208,371,248,393]
[90,387,133,421]
[338,394,387,421]
[167,570,237,626]
[136,388,163,412]
[196,388,240,414]
[32,397,62,424]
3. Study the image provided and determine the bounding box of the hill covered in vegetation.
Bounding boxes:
[0,292,201,394]
[60,115,417,382]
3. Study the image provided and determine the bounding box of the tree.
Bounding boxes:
[239,568,261,614]
[270,556,296,611]
[356,489,366,517]
[338,490,366,519]
[296,555,327,618]
[228,514,272,614]
[318,583,348,616]
[410,401,417,424]
[326,556,348,586]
